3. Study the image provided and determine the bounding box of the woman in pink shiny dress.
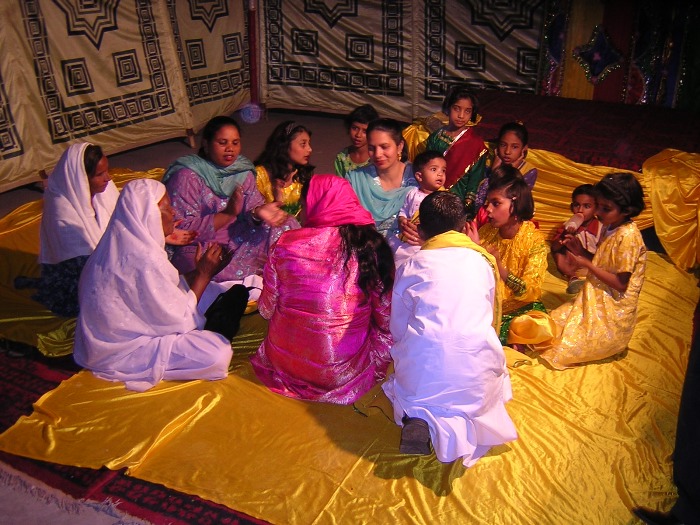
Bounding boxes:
[251,174,394,404]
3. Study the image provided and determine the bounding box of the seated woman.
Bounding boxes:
[254,121,314,217]
[15,142,118,317]
[334,104,379,178]
[345,118,417,238]
[74,178,247,392]
[163,116,295,282]
[251,174,394,405]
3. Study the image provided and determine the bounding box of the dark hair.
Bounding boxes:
[441,84,479,123]
[572,184,597,201]
[594,172,645,218]
[490,164,521,185]
[339,225,394,299]
[84,144,104,178]
[497,121,529,146]
[413,150,444,174]
[198,115,242,158]
[367,118,406,162]
[488,173,535,221]
[344,104,379,130]
[255,120,315,185]
[418,192,466,240]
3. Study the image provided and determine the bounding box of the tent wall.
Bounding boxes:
[0,0,250,192]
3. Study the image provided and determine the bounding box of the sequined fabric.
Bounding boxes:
[251,227,392,404]
[333,147,371,178]
[540,222,647,369]
[255,165,302,216]
[478,220,549,314]
[165,168,298,281]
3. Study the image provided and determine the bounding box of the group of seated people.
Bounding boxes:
[15,84,648,468]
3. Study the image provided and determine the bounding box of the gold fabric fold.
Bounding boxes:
[0,251,695,524]
[507,310,557,345]
[644,149,700,270]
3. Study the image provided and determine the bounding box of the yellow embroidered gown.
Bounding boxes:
[539,222,647,369]
[255,165,302,216]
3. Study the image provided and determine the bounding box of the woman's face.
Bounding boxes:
[368,130,402,171]
[204,124,241,168]
[88,156,111,196]
[158,193,175,237]
[288,131,312,166]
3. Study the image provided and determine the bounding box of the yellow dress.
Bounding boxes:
[255,165,302,216]
[537,222,647,369]
[478,220,549,314]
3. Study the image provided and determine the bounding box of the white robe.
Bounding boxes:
[74,178,232,392]
[382,245,517,466]
[39,142,119,264]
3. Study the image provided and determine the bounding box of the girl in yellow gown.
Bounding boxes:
[510,172,647,369]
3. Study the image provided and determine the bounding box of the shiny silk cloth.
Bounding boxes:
[0,251,696,524]
[251,174,391,404]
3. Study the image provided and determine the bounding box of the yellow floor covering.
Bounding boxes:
[0,251,696,525]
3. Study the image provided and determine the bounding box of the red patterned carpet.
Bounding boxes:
[0,349,269,525]
[476,91,700,172]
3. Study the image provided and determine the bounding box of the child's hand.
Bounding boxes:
[562,235,585,256]
[464,220,480,244]
[565,250,588,269]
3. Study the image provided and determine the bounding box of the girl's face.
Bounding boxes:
[415,157,447,192]
[289,131,312,166]
[158,193,175,237]
[88,155,111,196]
[447,97,474,130]
[348,121,369,149]
[596,196,627,228]
[497,131,526,166]
[484,188,516,229]
[204,125,241,168]
[368,130,403,170]
[571,194,597,223]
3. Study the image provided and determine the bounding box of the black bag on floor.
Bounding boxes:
[203,284,250,341]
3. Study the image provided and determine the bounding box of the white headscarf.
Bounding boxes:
[39,142,119,264]
[74,179,209,388]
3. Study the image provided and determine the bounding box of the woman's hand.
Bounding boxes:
[165,220,197,246]
[194,243,231,279]
[254,202,288,227]
[214,186,244,230]
[399,217,421,245]
[464,220,480,244]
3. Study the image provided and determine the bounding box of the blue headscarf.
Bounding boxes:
[162,154,255,198]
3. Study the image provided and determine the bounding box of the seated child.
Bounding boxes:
[550,184,601,294]
[388,150,446,267]
[509,172,647,369]
[334,104,379,178]
[382,192,518,466]
[469,169,549,345]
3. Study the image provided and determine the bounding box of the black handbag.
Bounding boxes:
[203,284,250,341]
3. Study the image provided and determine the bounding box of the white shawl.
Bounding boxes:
[39,142,119,264]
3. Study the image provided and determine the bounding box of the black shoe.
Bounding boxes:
[399,416,432,455]
[632,507,683,525]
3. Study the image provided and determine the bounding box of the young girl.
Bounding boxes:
[334,104,379,178]
[389,150,447,267]
[454,121,538,225]
[254,121,315,217]
[424,84,488,190]
[467,170,549,345]
[511,173,647,369]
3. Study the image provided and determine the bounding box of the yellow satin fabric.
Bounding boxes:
[254,165,302,209]
[644,149,700,270]
[0,251,695,524]
[507,310,557,344]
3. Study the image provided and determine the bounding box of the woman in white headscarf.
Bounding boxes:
[74,178,245,392]
[15,143,118,317]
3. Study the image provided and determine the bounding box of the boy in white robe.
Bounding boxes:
[382,191,517,466]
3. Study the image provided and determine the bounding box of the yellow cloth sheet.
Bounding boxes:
[0,251,696,524]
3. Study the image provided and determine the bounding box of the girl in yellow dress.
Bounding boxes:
[254,121,314,217]
[467,168,549,344]
[510,172,647,369]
